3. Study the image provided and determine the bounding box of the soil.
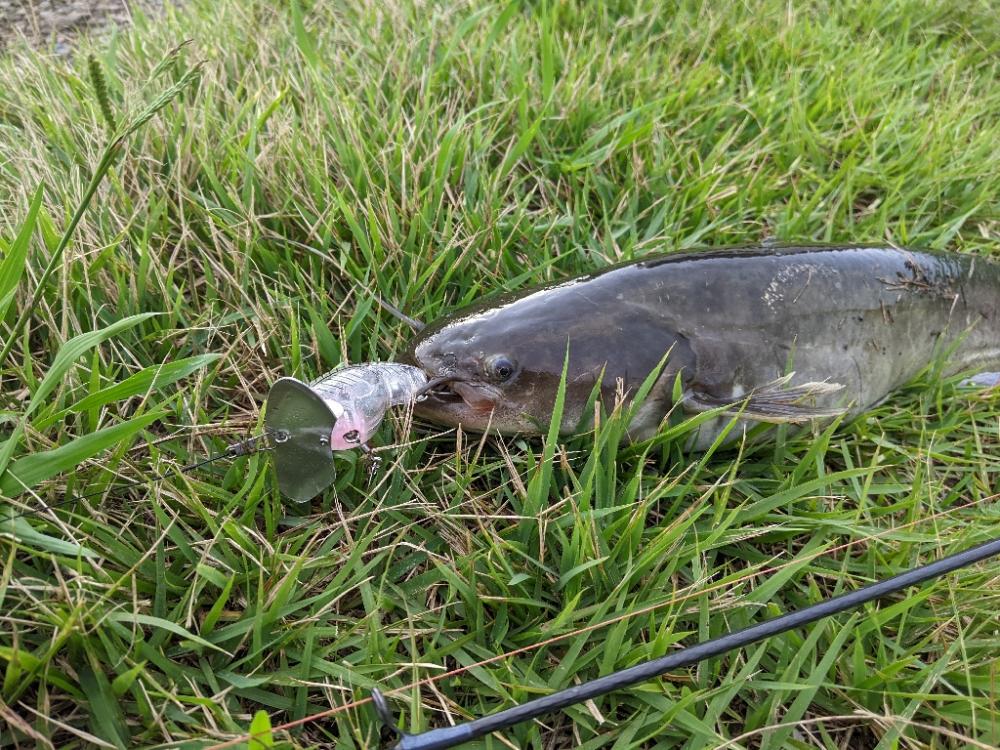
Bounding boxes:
[1,0,163,54]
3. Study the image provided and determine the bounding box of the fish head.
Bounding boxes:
[403,311,575,434]
[401,283,687,435]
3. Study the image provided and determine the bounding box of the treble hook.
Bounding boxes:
[359,442,383,484]
[412,375,456,402]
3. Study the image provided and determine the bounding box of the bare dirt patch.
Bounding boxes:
[1,0,163,53]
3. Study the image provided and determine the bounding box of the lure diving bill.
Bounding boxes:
[264,363,427,501]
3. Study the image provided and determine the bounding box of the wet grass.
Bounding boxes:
[1,0,1000,748]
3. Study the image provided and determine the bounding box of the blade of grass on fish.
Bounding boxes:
[570,361,658,510]
[582,367,608,433]
[619,349,672,436]
[522,344,569,530]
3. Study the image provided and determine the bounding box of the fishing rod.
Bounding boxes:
[371,533,1000,750]
[6,364,997,749]
[196,495,998,750]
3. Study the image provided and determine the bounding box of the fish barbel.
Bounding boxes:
[403,244,1000,447]
[265,363,427,501]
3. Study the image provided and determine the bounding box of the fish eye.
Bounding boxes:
[489,355,517,382]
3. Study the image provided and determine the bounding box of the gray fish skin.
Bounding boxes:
[402,245,1000,446]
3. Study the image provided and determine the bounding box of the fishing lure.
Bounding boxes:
[264,363,427,501]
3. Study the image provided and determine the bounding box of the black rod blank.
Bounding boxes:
[375,535,1000,750]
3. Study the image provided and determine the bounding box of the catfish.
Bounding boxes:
[402,245,1000,447]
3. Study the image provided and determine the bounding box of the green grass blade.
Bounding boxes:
[0,409,163,497]
[27,312,161,416]
[67,353,221,414]
[0,184,44,322]
[248,709,275,749]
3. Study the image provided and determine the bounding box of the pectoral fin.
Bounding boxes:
[959,372,1000,389]
[684,374,847,424]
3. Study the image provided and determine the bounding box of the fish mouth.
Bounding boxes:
[416,375,501,417]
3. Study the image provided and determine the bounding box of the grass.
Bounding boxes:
[1,0,999,748]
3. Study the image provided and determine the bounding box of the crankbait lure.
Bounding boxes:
[264,363,427,502]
